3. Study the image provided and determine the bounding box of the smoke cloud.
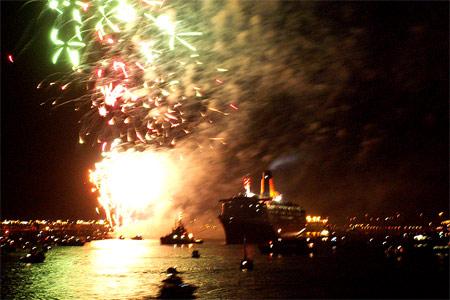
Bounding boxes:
[23,1,445,231]
[146,1,447,225]
[109,1,449,237]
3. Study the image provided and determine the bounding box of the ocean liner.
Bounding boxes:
[219,171,306,244]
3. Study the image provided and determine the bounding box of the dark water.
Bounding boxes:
[2,239,448,299]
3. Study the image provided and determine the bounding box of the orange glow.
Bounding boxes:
[261,177,278,198]
[306,215,328,223]
[91,239,149,275]
[89,149,176,229]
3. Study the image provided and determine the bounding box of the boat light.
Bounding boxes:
[273,195,282,202]
[414,234,426,241]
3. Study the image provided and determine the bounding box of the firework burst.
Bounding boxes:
[89,146,177,228]
[40,0,227,150]
[30,0,233,229]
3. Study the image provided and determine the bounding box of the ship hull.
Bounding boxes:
[219,196,306,244]
[218,216,278,244]
[219,171,306,244]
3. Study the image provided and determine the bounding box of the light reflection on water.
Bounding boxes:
[2,239,449,299]
[92,239,152,276]
[2,239,246,300]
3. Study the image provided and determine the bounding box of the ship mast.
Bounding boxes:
[244,175,254,197]
[176,211,183,228]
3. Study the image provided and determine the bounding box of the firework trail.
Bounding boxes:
[21,1,446,228]
[28,0,236,230]
[39,0,230,150]
[25,0,377,230]
[89,148,174,229]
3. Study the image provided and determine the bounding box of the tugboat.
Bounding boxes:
[160,213,203,245]
[191,250,200,258]
[158,267,197,299]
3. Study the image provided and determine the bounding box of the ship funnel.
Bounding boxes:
[261,170,277,198]
[243,175,251,195]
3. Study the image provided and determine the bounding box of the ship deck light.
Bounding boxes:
[273,195,283,202]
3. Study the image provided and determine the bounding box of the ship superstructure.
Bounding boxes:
[219,171,306,244]
[160,212,203,245]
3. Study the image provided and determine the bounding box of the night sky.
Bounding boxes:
[1,1,448,224]
[2,1,101,220]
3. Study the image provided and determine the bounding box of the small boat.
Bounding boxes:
[240,258,253,270]
[58,236,86,246]
[42,244,52,252]
[192,250,200,258]
[20,248,46,263]
[1,239,18,253]
[240,237,253,271]
[119,235,125,240]
[166,267,179,274]
[131,235,143,240]
[158,267,197,299]
[160,215,203,245]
